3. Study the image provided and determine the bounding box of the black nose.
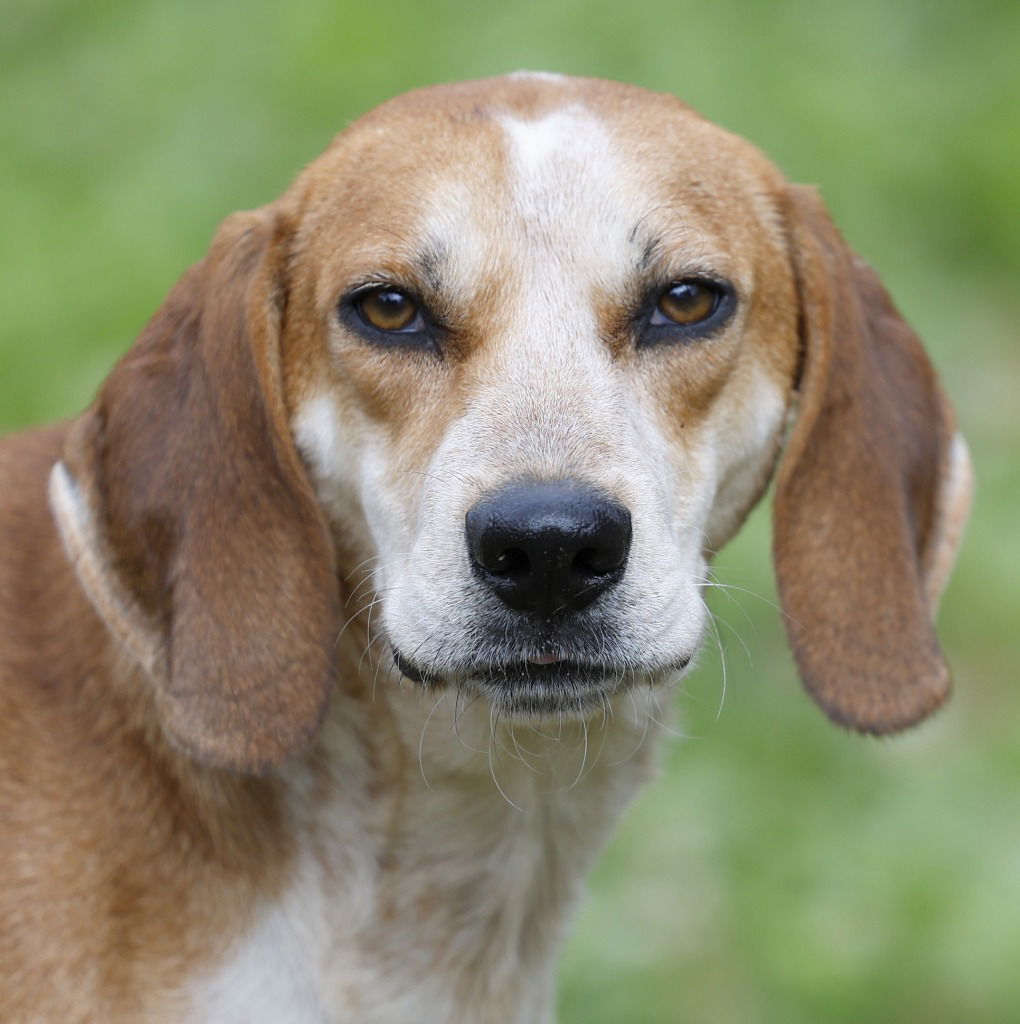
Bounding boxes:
[465,481,632,616]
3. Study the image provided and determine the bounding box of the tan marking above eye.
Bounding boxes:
[355,287,421,332]
[654,280,718,326]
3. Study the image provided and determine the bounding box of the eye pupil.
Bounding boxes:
[656,280,717,325]
[356,287,419,332]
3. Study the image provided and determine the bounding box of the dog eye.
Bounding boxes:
[638,278,735,347]
[352,287,424,333]
[650,280,720,326]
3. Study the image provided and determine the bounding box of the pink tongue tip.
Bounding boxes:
[529,652,563,666]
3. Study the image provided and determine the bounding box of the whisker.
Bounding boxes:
[487,704,523,811]
[507,721,544,773]
[608,688,652,767]
[566,715,590,791]
[453,689,487,755]
[700,600,729,723]
[417,692,447,791]
[334,596,383,650]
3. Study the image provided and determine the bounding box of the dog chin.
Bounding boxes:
[472,663,626,719]
[392,650,693,720]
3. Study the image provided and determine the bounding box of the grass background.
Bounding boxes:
[2,1,1018,1020]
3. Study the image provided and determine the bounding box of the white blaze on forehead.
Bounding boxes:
[413,105,640,322]
[506,69,568,83]
[501,106,599,177]
[499,104,633,246]
[495,104,639,360]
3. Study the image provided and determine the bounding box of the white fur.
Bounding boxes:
[506,70,567,83]
[188,900,330,1024]
[924,430,973,611]
[190,690,663,1023]
[48,460,162,675]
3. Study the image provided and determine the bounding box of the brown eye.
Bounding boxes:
[354,287,422,333]
[652,280,720,326]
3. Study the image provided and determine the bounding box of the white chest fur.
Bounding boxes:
[187,686,664,1024]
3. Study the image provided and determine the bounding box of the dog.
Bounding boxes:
[0,73,971,1022]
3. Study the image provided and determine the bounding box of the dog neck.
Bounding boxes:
[189,626,665,1023]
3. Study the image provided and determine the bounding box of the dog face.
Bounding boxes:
[288,76,798,719]
[51,74,970,771]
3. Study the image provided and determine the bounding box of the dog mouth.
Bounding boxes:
[391,648,692,718]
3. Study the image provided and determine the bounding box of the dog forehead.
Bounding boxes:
[291,75,786,305]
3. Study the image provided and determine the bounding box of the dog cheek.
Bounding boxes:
[703,367,790,550]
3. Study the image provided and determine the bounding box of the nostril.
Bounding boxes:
[572,545,624,577]
[488,547,529,577]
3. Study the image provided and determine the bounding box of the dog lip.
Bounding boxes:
[392,649,426,683]
[527,651,563,666]
[478,659,605,680]
[392,646,695,688]
[392,648,612,687]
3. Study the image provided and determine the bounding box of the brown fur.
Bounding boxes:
[64,208,340,771]
[774,185,958,732]
[0,430,293,1021]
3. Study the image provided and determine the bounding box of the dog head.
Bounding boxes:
[50,74,971,771]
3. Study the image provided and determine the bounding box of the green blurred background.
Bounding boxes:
[2,1,1017,1020]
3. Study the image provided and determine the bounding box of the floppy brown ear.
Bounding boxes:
[51,206,339,771]
[773,185,972,733]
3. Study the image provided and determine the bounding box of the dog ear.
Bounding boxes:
[51,207,339,771]
[773,185,972,733]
